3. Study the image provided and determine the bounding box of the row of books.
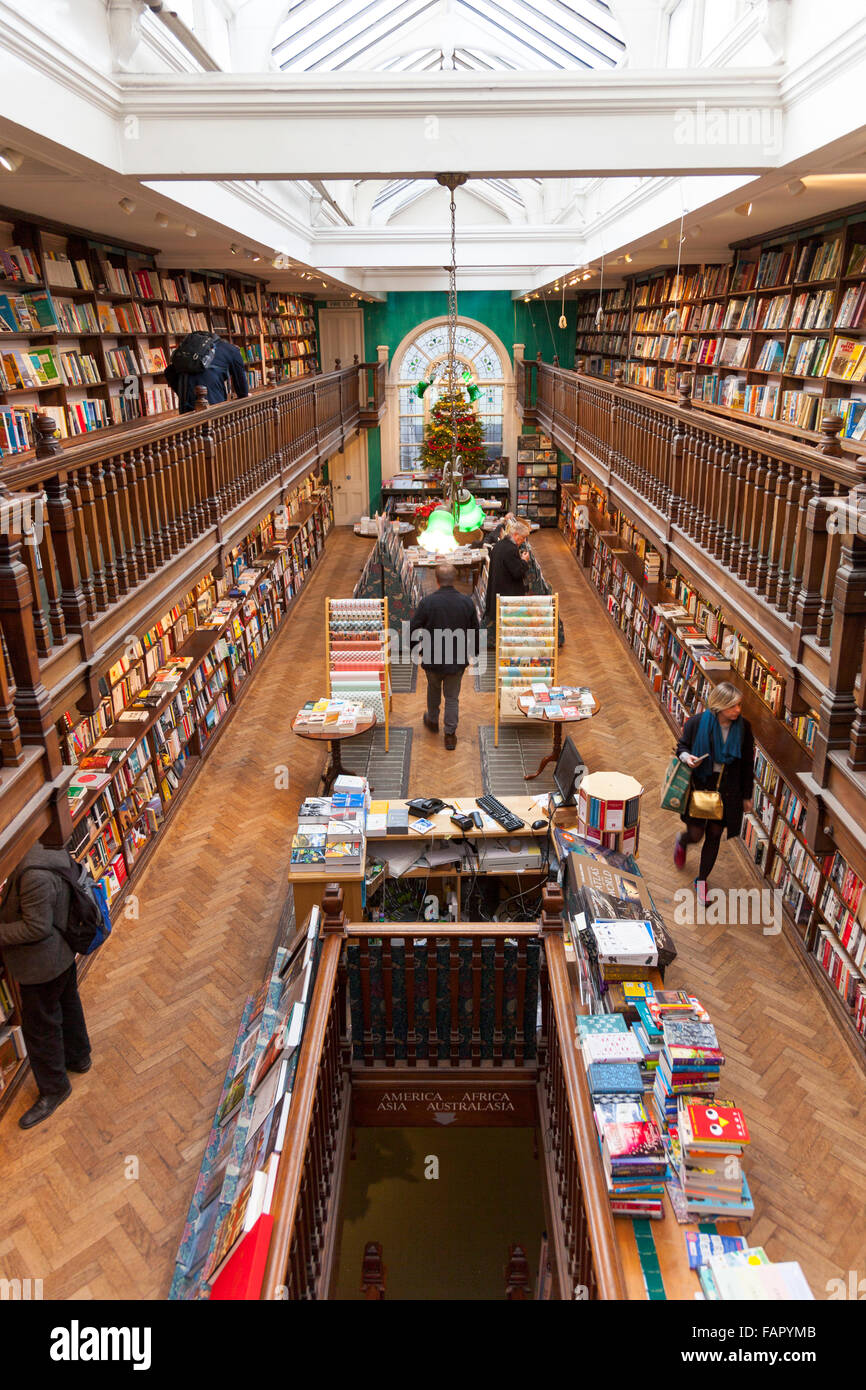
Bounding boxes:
[172,907,322,1298]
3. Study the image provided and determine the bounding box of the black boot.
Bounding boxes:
[18,1086,71,1130]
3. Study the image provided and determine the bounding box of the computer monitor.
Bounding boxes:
[553,736,586,807]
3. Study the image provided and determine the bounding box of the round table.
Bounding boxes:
[518,693,600,780]
[293,710,377,793]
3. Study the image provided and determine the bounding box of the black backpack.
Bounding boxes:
[170,331,219,375]
[18,854,113,957]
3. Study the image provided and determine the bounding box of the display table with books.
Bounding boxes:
[292,701,377,794]
[517,683,599,779]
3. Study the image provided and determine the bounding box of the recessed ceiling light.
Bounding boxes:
[184,225,197,237]
[118,197,136,215]
[0,149,23,173]
[658,237,669,250]
[624,253,633,264]
[154,212,170,228]
[787,179,806,196]
[230,244,240,255]
[582,272,591,281]
[735,202,753,216]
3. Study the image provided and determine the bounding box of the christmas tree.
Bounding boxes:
[419,385,486,473]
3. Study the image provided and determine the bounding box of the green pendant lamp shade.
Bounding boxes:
[456,493,486,529]
[418,506,459,553]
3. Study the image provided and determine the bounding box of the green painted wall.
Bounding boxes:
[362,290,575,367]
[360,290,576,510]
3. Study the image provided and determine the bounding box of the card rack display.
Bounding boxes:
[325,596,390,747]
[494,594,557,744]
[516,430,560,526]
[0,207,320,459]
[571,203,866,446]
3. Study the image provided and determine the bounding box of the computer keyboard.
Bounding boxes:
[475,794,526,833]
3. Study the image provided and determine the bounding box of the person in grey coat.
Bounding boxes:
[0,845,91,1129]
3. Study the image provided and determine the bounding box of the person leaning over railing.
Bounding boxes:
[673,681,754,906]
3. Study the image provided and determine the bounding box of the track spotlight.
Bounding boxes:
[624,253,633,263]
[787,179,806,196]
[0,149,23,173]
[735,202,753,216]
[184,225,197,237]
[118,197,136,215]
[154,212,170,228]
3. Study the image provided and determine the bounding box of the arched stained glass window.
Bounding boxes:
[396,324,505,472]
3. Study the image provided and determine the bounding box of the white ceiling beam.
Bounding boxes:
[111,70,792,178]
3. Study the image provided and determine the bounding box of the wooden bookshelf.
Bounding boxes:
[0,206,320,462]
[558,479,866,1067]
[573,202,866,447]
[516,429,560,527]
[0,479,335,1118]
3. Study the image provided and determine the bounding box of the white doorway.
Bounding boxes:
[318,308,363,374]
[329,434,368,525]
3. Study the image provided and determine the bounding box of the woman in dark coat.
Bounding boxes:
[673,681,754,902]
[484,519,529,620]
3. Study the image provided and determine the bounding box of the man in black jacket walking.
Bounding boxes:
[0,845,91,1129]
[164,337,250,413]
[410,564,480,750]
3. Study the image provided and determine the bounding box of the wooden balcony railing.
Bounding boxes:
[261,887,626,1300]
[0,364,381,883]
[345,923,540,1068]
[519,358,866,792]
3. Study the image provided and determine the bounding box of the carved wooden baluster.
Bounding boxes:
[493,935,505,1067]
[812,499,866,784]
[141,440,166,568]
[792,480,834,638]
[426,940,438,1066]
[0,626,23,766]
[682,424,699,536]
[102,456,129,597]
[724,445,746,574]
[156,436,180,557]
[64,471,97,620]
[712,439,732,562]
[762,458,788,602]
[702,438,722,553]
[77,467,109,611]
[734,448,757,581]
[18,518,51,658]
[816,505,841,646]
[0,527,63,773]
[406,940,417,1068]
[744,449,767,588]
[112,452,139,589]
[779,467,809,616]
[668,412,686,527]
[42,473,88,634]
[753,454,777,595]
[189,422,208,534]
[695,431,713,542]
[169,433,191,548]
[449,937,460,1066]
[128,445,156,576]
[89,461,119,604]
[34,497,66,647]
[470,939,482,1066]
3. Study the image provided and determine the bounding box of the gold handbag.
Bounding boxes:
[687,765,725,820]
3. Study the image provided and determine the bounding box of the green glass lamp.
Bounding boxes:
[456,492,486,529]
[418,506,459,554]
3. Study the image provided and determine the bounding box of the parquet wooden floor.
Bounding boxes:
[0,526,863,1299]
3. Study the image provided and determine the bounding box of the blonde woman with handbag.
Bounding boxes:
[672,682,754,905]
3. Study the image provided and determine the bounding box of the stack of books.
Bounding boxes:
[651,990,722,1131]
[289,829,327,873]
[673,1097,754,1220]
[577,1016,667,1218]
[695,1247,814,1300]
[324,818,364,868]
[293,698,367,732]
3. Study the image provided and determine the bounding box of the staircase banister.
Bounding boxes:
[543,933,627,1301]
[260,929,344,1300]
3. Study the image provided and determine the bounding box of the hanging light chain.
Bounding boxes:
[437,174,468,513]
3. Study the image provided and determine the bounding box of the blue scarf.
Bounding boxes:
[692,709,742,766]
